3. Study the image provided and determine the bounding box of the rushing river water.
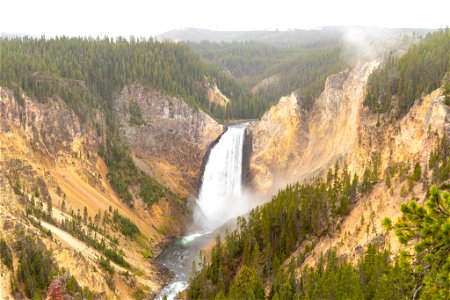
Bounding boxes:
[156,124,248,299]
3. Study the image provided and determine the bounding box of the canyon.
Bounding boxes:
[1,52,448,299]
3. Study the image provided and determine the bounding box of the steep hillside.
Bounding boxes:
[364,28,450,115]
[0,87,204,298]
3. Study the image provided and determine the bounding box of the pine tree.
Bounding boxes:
[61,195,66,212]
[382,186,450,299]
[83,206,88,224]
[412,162,421,182]
[229,266,265,300]
[47,198,52,218]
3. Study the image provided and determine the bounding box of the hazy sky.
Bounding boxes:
[2,0,449,37]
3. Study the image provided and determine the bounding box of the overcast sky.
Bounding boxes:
[2,0,449,37]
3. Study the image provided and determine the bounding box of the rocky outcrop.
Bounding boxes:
[113,84,223,196]
[207,83,230,107]
[347,88,448,176]
[0,87,104,162]
[247,62,379,193]
[46,277,65,300]
[246,92,306,192]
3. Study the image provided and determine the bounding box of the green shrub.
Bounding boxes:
[0,239,13,270]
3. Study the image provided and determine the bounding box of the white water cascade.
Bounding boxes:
[156,123,252,300]
[196,123,248,229]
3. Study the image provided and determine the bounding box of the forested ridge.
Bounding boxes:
[364,28,450,116]
[190,41,349,111]
[0,36,263,121]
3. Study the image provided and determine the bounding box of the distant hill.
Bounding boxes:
[1,32,27,38]
[157,26,433,46]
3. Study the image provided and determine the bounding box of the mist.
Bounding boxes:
[190,187,267,233]
[340,26,425,64]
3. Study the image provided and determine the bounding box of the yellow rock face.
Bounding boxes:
[207,83,231,107]
[247,92,303,192]
[248,61,379,194]
[248,61,448,195]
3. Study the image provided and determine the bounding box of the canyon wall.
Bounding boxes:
[247,61,379,193]
[247,61,448,195]
[296,89,448,268]
[113,84,224,197]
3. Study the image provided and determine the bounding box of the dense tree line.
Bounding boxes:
[273,245,413,300]
[190,41,349,111]
[0,238,13,270]
[383,187,450,299]
[428,135,450,186]
[112,208,140,237]
[364,29,450,116]
[189,41,294,79]
[12,235,58,299]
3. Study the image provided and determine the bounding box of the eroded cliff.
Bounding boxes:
[113,84,223,197]
[247,61,379,193]
[296,88,448,268]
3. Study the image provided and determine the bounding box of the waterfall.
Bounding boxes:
[196,123,248,229]
[156,123,251,300]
